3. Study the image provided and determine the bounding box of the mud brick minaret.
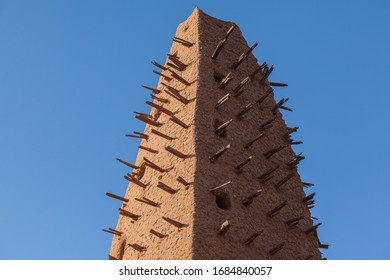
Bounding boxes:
[105,8,327,260]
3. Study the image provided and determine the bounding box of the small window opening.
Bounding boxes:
[216,193,231,210]
[213,72,224,83]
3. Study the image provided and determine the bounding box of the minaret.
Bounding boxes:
[105,8,326,260]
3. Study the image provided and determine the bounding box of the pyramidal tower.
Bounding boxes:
[105,8,327,260]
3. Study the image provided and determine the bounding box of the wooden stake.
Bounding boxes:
[256,88,274,105]
[212,25,235,59]
[143,157,166,173]
[219,72,232,89]
[139,145,159,154]
[125,131,149,140]
[215,118,234,135]
[236,103,254,119]
[105,192,129,202]
[305,223,322,234]
[162,216,187,228]
[170,71,191,86]
[151,129,175,140]
[244,230,263,245]
[274,173,295,189]
[150,94,169,103]
[303,193,316,202]
[165,146,188,159]
[142,85,161,94]
[264,146,284,158]
[167,54,187,71]
[145,101,175,116]
[118,208,140,220]
[270,82,288,87]
[173,36,194,47]
[258,166,279,183]
[269,242,284,255]
[271,98,289,113]
[170,116,190,129]
[124,175,149,188]
[302,182,315,188]
[116,158,139,169]
[157,181,178,194]
[152,70,171,81]
[209,181,232,194]
[250,62,267,78]
[102,228,122,236]
[243,133,263,149]
[215,94,230,109]
[233,76,250,94]
[177,176,192,187]
[260,65,274,83]
[209,144,231,162]
[291,141,303,145]
[285,216,304,227]
[231,42,258,69]
[150,229,167,238]
[235,156,253,172]
[259,118,275,131]
[218,220,230,235]
[128,243,146,252]
[135,115,163,127]
[242,189,262,206]
[151,61,168,71]
[283,127,299,138]
[267,201,287,217]
[135,197,160,207]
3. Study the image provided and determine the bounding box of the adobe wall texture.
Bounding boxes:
[109,8,322,260]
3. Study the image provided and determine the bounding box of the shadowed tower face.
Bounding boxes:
[107,8,325,260]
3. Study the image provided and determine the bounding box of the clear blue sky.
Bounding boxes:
[0,0,389,260]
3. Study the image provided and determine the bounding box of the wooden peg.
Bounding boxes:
[302,182,315,188]
[167,54,187,71]
[283,127,299,138]
[105,192,129,203]
[242,189,262,206]
[219,72,233,89]
[151,94,169,103]
[134,111,152,118]
[124,175,149,188]
[259,118,275,132]
[267,201,287,217]
[233,76,250,94]
[215,93,230,109]
[231,42,258,69]
[128,243,146,252]
[163,89,189,105]
[270,82,288,87]
[139,145,159,154]
[125,131,149,140]
[260,65,274,83]
[173,36,194,47]
[135,115,163,127]
[162,216,187,228]
[145,101,175,117]
[264,146,284,158]
[271,98,290,113]
[235,156,253,172]
[209,181,232,194]
[157,181,178,194]
[165,146,188,159]
[285,216,304,228]
[143,157,166,173]
[274,173,295,189]
[215,118,234,135]
[151,129,175,140]
[249,62,267,78]
[152,69,171,81]
[256,88,273,105]
[170,116,191,129]
[236,103,254,119]
[244,230,263,245]
[142,85,161,94]
[170,71,191,86]
[102,228,122,236]
[286,153,305,168]
[218,220,230,235]
[150,229,167,238]
[269,242,284,255]
[305,223,322,234]
[258,166,279,183]
[291,141,303,145]
[243,134,263,149]
[212,25,235,59]
[116,158,139,169]
[319,244,330,249]
[303,193,316,202]
[135,197,160,207]
[151,61,168,71]
[118,208,140,220]
[177,176,192,187]
[209,144,231,162]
